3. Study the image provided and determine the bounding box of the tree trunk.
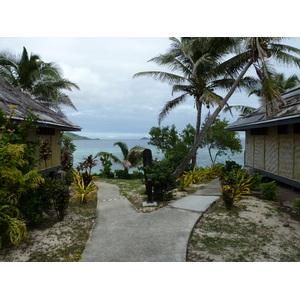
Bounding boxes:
[173,59,253,177]
[192,98,202,166]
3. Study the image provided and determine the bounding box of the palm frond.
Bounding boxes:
[223,105,256,115]
[114,142,129,160]
[97,151,121,164]
[133,71,186,85]
[158,93,189,125]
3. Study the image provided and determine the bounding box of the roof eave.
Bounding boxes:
[226,114,300,131]
[11,116,82,132]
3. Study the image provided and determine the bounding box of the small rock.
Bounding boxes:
[283,222,289,227]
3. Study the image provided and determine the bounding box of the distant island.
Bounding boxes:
[140,137,149,140]
[63,132,100,140]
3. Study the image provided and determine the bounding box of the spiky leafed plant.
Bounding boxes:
[113,142,145,171]
[0,47,79,110]
[174,37,300,176]
[133,37,255,165]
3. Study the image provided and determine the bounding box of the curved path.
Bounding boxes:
[81,179,221,262]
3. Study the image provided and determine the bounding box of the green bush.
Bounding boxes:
[49,178,70,220]
[131,169,144,179]
[147,159,177,201]
[18,175,70,223]
[0,205,27,248]
[0,108,44,246]
[114,169,131,179]
[218,162,253,211]
[249,172,264,190]
[76,155,98,187]
[262,181,277,200]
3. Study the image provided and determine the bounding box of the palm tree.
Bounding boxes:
[113,142,145,171]
[224,72,300,116]
[0,47,79,110]
[249,72,300,102]
[134,37,253,165]
[174,37,300,176]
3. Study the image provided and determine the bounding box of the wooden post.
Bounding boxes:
[142,149,153,204]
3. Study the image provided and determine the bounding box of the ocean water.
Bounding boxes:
[72,138,245,173]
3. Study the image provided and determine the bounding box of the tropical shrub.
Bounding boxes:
[177,164,222,190]
[76,155,98,187]
[0,108,44,246]
[262,181,277,200]
[48,178,70,220]
[39,139,52,170]
[131,169,144,179]
[177,166,205,190]
[249,172,264,190]
[114,169,131,179]
[18,175,70,223]
[147,159,177,201]
[0,205,27,248]
[97,152,118,178]
[72,170,97,204]
[61,134,76,185]
[219,165,253,210]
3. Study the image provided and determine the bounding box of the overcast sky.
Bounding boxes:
[1,37,300,139]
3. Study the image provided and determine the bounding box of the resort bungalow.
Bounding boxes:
[226,86,300,189]
[0,79,81,174]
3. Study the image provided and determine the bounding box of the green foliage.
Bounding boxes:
[61,135,76,185]
[249,172,264,190]
[177,164,222,190]
[200,117,243,164]
[219,163,253,210]
[0,47,79,110]
[114,169,131,179]
[113,142,145,170]
[76,155,98,187]
[0,205,27,247]
[148,124,195,170]
[262,181,277,200]
[293,198,300,214]
[147,159,177,201]
[18,175,70,224]
[39,139,52,170]
[48,178,70,221]
[97,152,118,178]
[0,107,44,246]
[72,170,97,204]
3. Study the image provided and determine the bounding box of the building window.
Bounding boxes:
[251,127,268,135]
[294,123,300,134]
[277,125,288,134]
[37,127,55,135]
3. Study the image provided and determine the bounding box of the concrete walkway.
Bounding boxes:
[80,178,221,262]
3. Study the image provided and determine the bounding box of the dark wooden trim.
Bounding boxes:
[245,165,300,189]
[38,165,61,175]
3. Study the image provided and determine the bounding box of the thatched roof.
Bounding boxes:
[0,79,81,131]
[226,86,300,131]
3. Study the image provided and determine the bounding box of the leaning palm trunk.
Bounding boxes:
[173,59,253,177]
[192,97,202,165]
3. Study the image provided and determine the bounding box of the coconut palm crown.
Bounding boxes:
[113,142,145,171]
[0,47,79,111]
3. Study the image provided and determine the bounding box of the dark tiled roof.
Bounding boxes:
[226,86,300,131]
[0,79,81,131]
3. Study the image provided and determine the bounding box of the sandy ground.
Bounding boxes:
[0,194,97,262]
[1,181,300,262]
[187,184,300,262]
